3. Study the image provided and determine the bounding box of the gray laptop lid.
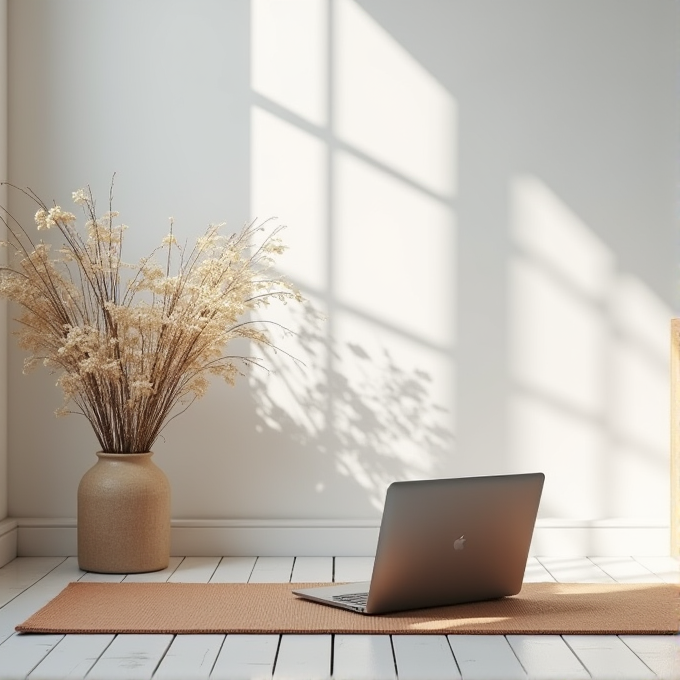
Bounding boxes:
[294,472,544,614]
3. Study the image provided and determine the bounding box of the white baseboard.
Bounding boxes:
[530,519,669,557]
[12,517,671,557]
[0,518,18,567]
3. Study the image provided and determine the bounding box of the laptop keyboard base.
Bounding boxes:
[332,592,369,607]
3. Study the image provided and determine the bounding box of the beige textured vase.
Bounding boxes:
[77,452,171,574]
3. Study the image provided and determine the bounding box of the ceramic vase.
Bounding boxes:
[77,451,171,573]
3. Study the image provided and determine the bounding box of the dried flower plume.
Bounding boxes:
[0,181,303,452]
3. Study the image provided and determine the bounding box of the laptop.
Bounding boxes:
[293,472,544,615]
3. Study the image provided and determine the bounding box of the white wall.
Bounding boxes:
[6,1,678,535]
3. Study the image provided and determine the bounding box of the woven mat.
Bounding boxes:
[16,581,679,635]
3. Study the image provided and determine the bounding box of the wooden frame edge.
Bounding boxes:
[671,319,680,556]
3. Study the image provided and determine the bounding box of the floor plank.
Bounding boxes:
[588,556,664,583]
[249,556,295,583]
[563,635,657,679]
[210,634,279,680]
[620,635,680,679]
[0,557,66,608]
[122,556,183,582]
[447,635,527,680]
[153,634,224,680]
[211,556,257,583]
[85,634,173,680]
[27,634,115,680]
[291,556,333,583]
[0,633,64,680]
[274,634,332,679]
[506,635,589,679]
[523,557,555,583]
[334,557,374,583]
[536,557,615,583]
[333,635,397,680]
[79,570,126,582]
[391,635,461,680]
[168,556,220,583]
[0,557,85,643]
[633,555,680,583]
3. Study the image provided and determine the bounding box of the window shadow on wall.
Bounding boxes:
[247,0,458,513]
[247,0,675,528]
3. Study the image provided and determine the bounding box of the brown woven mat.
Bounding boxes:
[16,581,679,635]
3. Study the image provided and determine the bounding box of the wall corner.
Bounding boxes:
[0,0,8,524]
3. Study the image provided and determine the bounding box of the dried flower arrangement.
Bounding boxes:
[0,181,302,453]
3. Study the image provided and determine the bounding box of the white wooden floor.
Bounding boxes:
[0,555,678,679]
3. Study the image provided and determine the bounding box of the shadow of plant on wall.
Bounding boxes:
[250,302,456,512]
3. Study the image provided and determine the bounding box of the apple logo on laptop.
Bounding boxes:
[454,535,466,550]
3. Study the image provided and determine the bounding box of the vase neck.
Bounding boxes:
[96,451,154,461]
